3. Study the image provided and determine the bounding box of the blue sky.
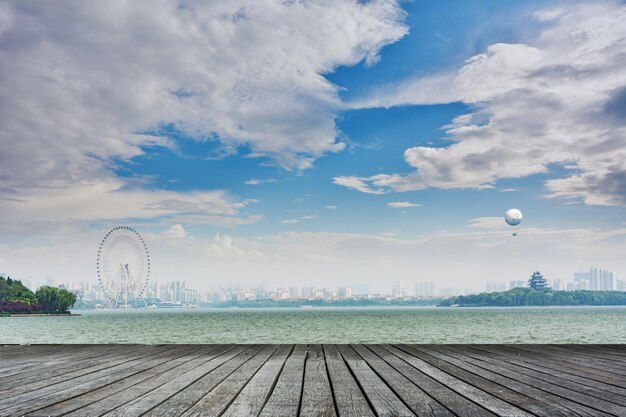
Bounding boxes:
[1,0,626,291]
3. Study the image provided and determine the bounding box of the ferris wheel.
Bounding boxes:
[97,226,150,308]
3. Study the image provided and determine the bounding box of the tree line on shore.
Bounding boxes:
[0,276,76,314]
[438,287,626,307]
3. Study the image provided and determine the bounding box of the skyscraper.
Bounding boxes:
[392,281,404,298]
[415,281,435,297]
[588,267,614,291]
[337,287,352,299]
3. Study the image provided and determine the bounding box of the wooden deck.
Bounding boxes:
[0,345,625,416]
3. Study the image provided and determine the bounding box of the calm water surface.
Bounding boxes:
[1,306,625,344]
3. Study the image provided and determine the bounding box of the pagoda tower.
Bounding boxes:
[528,271,549,291]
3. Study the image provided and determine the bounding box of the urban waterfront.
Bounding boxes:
[2,306,625,345]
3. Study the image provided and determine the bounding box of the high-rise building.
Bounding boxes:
[573,271,591,290]
[553,279,565,291]
[581,267,614,291]
[415,281,435,297]
[392,281,404,298]
[275,288,290,300]
[289,287,299,299]
[337,287,352,299]
[617,280,626,291]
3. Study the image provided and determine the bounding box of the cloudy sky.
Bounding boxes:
[2,0,626,292]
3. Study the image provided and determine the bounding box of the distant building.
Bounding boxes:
[392,281,404,298]
[337,287,352,300]
[528,271,549,291]
[576,267,614,291]
[553,279,565,291]
[289,287,299,299]
[486,281,507,293]
[617,280,626,291]
[415,281,435,297]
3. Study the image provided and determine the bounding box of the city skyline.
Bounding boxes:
[8,264,624,307]
[2,1,626,291]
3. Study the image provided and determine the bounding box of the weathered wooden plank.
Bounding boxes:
[0,345,147,394]
[477,344,626,388]
[258,344,308,417]
[221,345,293,417]
[0,345,185,416]
[451,345,626,413]
[351,344,454,417]
[554,345,626,362]
[440,345,619,417]
[1,344,625,417]
[407,345,582,417]
[594,345,626,358]
[0,345,115,378]
[0,345,92,367]
[133,345,263,417]
[33,345,218,417]
[390,344,533,417]
[181,345,282,417]
[540,345,626,373]
[324,344,376,417]
[0,344,129,389]
[299,344,337,417]
[338,345,415,417]
[0,345,169,397]
[368,345,495,417]
[471,345,626,398]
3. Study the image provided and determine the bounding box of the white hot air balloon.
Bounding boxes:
[505,209,523,231]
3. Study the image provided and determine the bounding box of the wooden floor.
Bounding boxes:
[0,345,625,416]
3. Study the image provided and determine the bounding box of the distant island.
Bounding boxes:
[438,287,626,307]
[0,276,77,316]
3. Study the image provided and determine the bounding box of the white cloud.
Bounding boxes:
[244,178,277,186]
[0,0,407,187]
[332,176,386,194]
[387,201,422,208]
[208,233,248,259]
[468,217,508,230]
[162,224,189,239]
[280,215,317,224]
[339,2,626,205]
[0,0,407,230]
[325,205,338,210]
[0,179,256,227]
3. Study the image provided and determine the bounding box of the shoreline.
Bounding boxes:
[1,313,80,317]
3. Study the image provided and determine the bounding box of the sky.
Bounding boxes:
[1,0,626,293]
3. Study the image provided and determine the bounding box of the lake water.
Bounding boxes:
[1,306,625,344]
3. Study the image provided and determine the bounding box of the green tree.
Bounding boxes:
[439,287,626,307]
[36,286,77,312]
[0,276,38,304]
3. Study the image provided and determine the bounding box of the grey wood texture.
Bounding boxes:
[299,344,337,417]
[0,344,624,417]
